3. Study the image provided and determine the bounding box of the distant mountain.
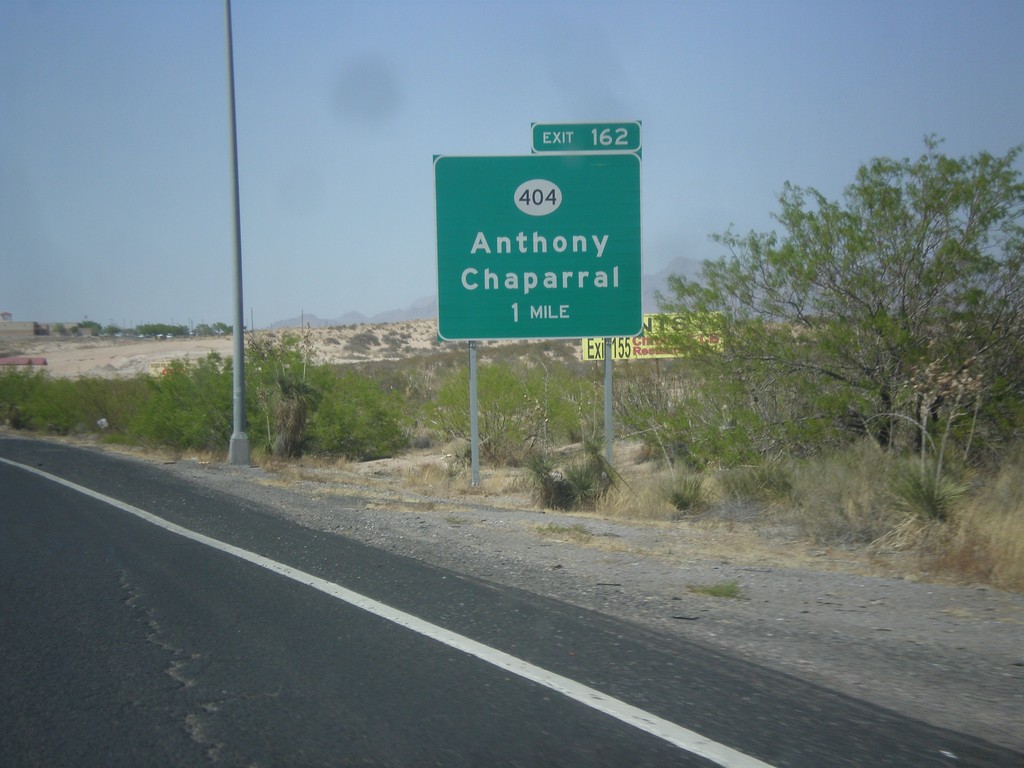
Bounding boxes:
[270,259,704,329]
[642,256,704,312]
[269,313,331,329]
[359,295,438,325]
[270,296,437,330]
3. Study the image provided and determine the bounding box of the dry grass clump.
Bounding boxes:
[716,462,793,503]
[597,463,786,527]
[598,477,679,521]
[399,458,533,504]
[660,472,709,517]
[767,440,1024,590]
[929,448,1024,591]
[458,467,533,500]
[400,460,458,493]
[785,440,907,545]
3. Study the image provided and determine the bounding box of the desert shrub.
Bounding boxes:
[599,475,679,521]
[246,332,317,457]
[21,376,80,433]
[0,369,46,429]
[428,360,601,466]
[352,361,427,405]
[526,444,612,510]
[0,373,52,432]
[614,362,690,459]
[786,440,908,544]
[681,368,848,468]
[433,363,537,465]
[634,356,846,466]
[614,359,820,469]
[130,355,233,450]
[0,369,149,435]
[561,455,611,510]
[717,461,793,502]
[272,372,318,458]
[890,461,969,522]
[382,333,405,352]
[526,452,574,509]
[662,472,707,515]
[662,142,1024,462]
[244,334,410,460]
[542,369,603,444]
[967,374,1024,464]
[936,444,1024,590]
[346,330,380,353]
[307,369,407,460]
[71,376,150,435]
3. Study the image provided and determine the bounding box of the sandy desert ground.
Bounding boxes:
[4,320,445,378]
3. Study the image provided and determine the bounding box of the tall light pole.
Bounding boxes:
[225,0,250,465]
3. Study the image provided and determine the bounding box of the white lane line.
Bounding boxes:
[3,456,775,768]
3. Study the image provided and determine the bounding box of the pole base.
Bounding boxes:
[228,432,250,466]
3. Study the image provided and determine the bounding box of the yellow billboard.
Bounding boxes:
[581,313,721,360]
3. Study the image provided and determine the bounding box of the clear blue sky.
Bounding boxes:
[2,0,1022,329]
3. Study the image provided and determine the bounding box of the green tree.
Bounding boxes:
[661,139,1024,461]
[193,322,231,337]
[307,369,407,460]
[136,323,189,338]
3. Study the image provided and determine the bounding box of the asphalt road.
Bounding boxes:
[1,436,1020,767]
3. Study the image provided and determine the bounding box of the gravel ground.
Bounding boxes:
[153,456,1024,754]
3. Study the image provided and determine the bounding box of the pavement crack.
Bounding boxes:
[117,570,225,757]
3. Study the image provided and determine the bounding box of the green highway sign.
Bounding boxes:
[532,121,641,154]
[434,153,642,341]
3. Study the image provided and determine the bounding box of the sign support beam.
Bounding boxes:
[604,338,613,465]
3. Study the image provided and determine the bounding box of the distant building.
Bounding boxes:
[0,313,46,338]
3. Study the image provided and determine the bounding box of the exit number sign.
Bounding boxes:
[532,121,641,154]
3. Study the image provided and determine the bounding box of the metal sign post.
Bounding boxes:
[604,337,613,464]
[468,341,480,486]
